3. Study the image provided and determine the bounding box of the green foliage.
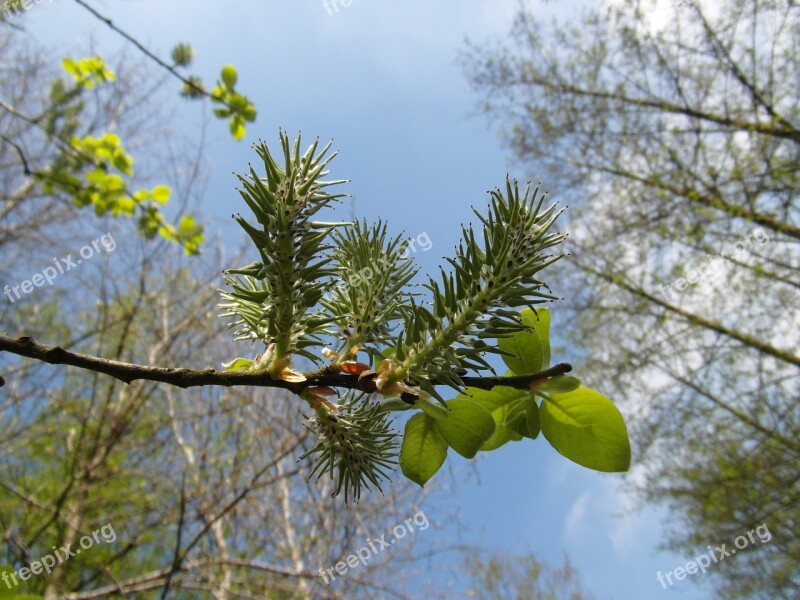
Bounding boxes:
[499,306,549,373]
[35,56,204,254]
[158,214,205,255]
[399,413,448,486]
[399,308,631,485]
[431,398,496,458]
[541,375,581,393]
[220,133,630,499]
[169,48,257,135]
[415,394,450,420]
[61,56,115,89]
[472,387,526,450]
[540,387,631,472]
[209,65,257,141]
[24,47,257,255]
[504,394,540,438]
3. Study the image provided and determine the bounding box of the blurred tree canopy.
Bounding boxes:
[462,0,799,597]
[463,551,591,600]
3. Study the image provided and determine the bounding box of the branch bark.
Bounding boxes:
[0,335,572,394]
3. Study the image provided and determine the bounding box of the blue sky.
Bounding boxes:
[19,1,711,598]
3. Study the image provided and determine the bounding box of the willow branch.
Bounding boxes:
[0,335,571,394]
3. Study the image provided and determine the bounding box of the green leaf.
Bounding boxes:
[104,174,125,192]
[61,56,114,89]
[433,399,495,458]
[455,386,528,451]
[480,402,524,450]
[400,413,448,486]
[229,115,246,140]
[457,385,526,410]
[164,214,204,254]
[176,214,201,237]
[115,196,136,216]
[209,85,225,101]
[151,185,171,204]
[222,358,254,371]
[539,375,581,394]
[499,307,549,374]
[504,395,540,439]
[540,387,631,472]
[416,394,449,420]
[528,307,551,368]
[61,58,78,78]
[221,64,238,88]
[242,103,257,122]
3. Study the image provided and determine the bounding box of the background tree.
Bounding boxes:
[1,0,259,259]
[462,551,591,600]
[1,242,441,599]
[462,0,799,597]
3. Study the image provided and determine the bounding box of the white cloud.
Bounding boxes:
[564,491,592,539]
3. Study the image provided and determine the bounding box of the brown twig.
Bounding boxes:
[0,335,572,395]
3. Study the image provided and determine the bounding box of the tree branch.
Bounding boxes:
[690,1,798,136]
[589,162,800,241]
[573,260,800,369]
[0,335,571,394]
[73,0,223,104]
[526,77,800,143]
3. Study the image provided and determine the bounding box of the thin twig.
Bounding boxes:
[73,0,222,103]
[0,133,32,175]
